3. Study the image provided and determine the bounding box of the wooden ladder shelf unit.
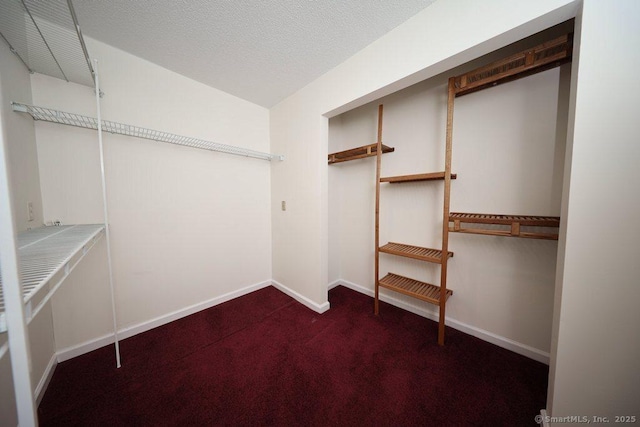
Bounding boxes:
[445,32,572,243]
[374,104,456,345]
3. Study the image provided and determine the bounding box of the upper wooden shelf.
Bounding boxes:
[449,212,560,240]
[454,33,573,97]
[328,143,394,164]
[380,172,457,183]
[379,242,453,264]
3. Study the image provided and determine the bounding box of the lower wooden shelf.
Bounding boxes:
[379,273,452,305]
[379,242,453,264]
[449,212,560,240]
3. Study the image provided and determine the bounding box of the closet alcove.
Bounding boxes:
[328,21,573,357]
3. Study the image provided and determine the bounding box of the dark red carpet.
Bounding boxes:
[38,286,548,426]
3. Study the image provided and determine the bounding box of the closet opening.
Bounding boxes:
[328,20,573,359]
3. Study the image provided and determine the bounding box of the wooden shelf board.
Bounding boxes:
[449,212,560,240]
[449,212,560,227]
[379,273,452,305]
[454,33,573,97]
[380,172,457,183]
[379,242,453,264]
[328,143,394,164]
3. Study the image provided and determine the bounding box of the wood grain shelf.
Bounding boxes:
[380,172,457,183]
[379,273,452,305]
[454,33,573,97]
[379,242,453,264]
[328,143,394,164]
[449,212,560,240]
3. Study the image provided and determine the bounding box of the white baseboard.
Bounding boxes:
[57,280,272,362]
[117,280,272,340]
[56,332,117,363]
[57,278,545,367]
[334,279,550,364]
[35,353,57,404]
[271,280,330,314]
[327,279,341,290]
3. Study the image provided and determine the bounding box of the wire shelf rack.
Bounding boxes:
[0,224,105,334]
[0,0,95,87]
[12,102,284,161]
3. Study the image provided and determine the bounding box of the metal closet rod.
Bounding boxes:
[12,102,284,161]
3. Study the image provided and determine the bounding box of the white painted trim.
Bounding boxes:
[334,279,550,364]
[335,279,374,297]
[56,332,114,363]
[118,280,272,340]
[35,353,57,405]
[327,279,341,290]
[57,280,272,362]
[271,280,330,314]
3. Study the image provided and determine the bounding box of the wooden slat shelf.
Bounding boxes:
[380,172,457,183]
[379,242,453,264]
[449,212,560,240]
[454,33,573,97]
[328,143,394,164]
[379,273,452,305]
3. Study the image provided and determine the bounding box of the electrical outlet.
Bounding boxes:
[27,202,34,222]
[281,201,286,211]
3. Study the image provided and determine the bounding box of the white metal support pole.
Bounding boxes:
[94,59,121,368]
[0,98,37,425]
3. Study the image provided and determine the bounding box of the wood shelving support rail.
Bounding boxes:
[0,225,105,334]
[328,143,394,164]
[379,273,452,306]
[380,172,457,183]
[454,33,573,97]
[449,212,560,240]
[379,242,453,264]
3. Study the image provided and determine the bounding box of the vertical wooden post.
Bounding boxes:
[374,104,383,315]
[439,78,455,345]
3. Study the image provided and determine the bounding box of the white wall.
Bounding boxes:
[30,37,273,353]
[0,39,54,425]
[0,44,44,234]
[329,54,568,357]
[548,0,640,418]
[272,0,577,314]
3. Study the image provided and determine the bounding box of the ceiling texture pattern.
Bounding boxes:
[71,0,436,107]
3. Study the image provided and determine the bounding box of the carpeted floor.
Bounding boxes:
[38,285,548,426]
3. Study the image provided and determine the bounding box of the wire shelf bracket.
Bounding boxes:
[11,102,285,161]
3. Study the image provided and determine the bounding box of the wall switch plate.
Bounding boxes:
[27,202,34,222]
[281,201,286,211]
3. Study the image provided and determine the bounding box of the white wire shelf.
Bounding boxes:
[12,102,284,162]
[0,0,95,87]
[0,224,105,334]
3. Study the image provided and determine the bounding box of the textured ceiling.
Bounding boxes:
[72,0,436,107]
